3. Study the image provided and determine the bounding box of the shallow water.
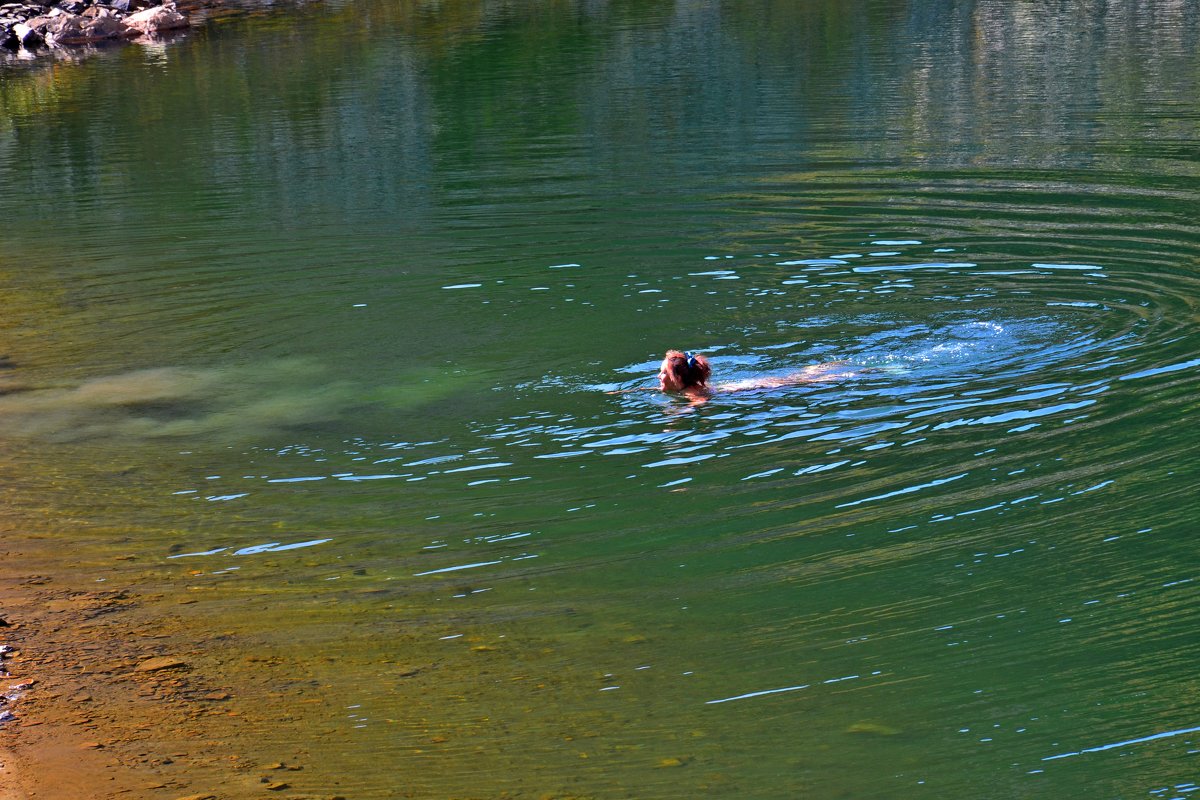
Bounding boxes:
[3,1,1200,797]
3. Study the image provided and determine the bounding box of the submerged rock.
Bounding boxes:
[134,655,188,672]
[845,721,903,737]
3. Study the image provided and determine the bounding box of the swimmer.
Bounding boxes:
[611,349,856,403]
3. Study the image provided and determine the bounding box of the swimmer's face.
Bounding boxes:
[658,356,684,392]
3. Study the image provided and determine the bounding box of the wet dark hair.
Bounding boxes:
[664,349,711,388]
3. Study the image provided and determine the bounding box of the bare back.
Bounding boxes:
[715,362,853,393]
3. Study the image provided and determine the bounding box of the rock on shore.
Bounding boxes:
[0,0,187,52]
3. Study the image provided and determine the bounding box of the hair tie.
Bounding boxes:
[685,352,697,369]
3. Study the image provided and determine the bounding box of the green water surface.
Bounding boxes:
[2,1,1200,798]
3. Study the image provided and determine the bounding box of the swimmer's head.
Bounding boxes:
[659,350,711,392]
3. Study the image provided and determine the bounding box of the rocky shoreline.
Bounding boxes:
[1,0,187,53]
[0,540,347,800]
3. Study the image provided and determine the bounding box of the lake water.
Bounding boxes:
[2,1,1200,797]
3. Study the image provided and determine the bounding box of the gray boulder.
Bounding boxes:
[23,14,53,32]
[42,12,86,41]
[122,3,185,35]
[43,10,130,43]
[12,20,43,47]
[82,13,126,39]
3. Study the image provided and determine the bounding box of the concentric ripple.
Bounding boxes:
[140,233,1200,799]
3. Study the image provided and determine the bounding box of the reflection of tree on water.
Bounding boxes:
[4,0,1199,241]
